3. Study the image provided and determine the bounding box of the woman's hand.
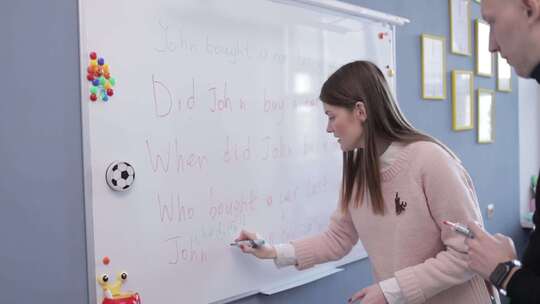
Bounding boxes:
[348,284,387,304]
[233,230,277,259]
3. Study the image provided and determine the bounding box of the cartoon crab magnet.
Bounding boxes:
[97,270,141,304]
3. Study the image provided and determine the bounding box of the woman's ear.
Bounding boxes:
[354,101,367,122]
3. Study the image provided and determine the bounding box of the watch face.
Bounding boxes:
[491,264,510,286]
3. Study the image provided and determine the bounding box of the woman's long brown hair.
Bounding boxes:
[320,61,457,215]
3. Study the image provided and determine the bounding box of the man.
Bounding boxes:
[466,0,540,302]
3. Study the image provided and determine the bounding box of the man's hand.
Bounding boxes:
[465,221,517,280]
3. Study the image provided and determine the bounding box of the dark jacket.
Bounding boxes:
[506,63,540,303]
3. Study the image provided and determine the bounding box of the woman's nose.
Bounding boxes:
[326,123,333,133]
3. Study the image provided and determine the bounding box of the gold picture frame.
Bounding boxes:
[421,34,447,100]
[449,0,471,56]
[452,70,474,131]
[477,88,495,143]
[497,53,512,92]
[475,19,493,77]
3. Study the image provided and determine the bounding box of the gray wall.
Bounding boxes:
[0,1,527,303]
[0,1,89,303]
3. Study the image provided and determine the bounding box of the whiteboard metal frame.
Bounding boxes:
[78,1,408,302]
[271,0,410,26]
[77,0,97,303]
[271,0,407,100]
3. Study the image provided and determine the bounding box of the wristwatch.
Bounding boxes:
[489,259,521,295]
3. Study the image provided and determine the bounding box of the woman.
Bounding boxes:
[235,61,496,304]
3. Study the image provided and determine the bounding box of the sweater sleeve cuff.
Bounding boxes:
[395,268,426,304]
[290,239,317,270]
[273,243,297,268]
[379,277,406,304]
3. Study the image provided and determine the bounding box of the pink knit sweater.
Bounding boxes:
[291,141,494,304]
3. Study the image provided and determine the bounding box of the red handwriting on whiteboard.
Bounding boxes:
[306,176,329,198]
[279,187,300,205]
[264,194,273,207]
[205,36,253,64]
[208,82,248,113]
[223,136,252,163]
[292,96,319,111]
[157,192,195,223]
[261,136,293,160]
[262,186,300,209]
[208,82,232,112]
[154,20,199,54]
[152,75,197,118]
[164,236,208,265]
[146,138,208,173]
[207,187,258,221]
[262,186,300,210]
[197,217,246,242]
[263,90,286,122]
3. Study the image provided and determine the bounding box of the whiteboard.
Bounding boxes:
[79,1,404,303]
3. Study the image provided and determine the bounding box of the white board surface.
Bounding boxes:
[79,1,402,303]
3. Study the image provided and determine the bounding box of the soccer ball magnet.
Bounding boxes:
[105,161,135,192]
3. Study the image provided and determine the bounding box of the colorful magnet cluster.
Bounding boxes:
[87,51,116,102]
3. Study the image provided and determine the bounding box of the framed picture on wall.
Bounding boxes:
[449,0,471,56]
[474,0,481,3]
[451,70,474,130]
[477,88,495,143]
[475,19,493,77]
[421,34,446,100]
[497,53,512,92]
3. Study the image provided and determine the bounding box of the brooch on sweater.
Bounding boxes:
[395,192,407,215]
